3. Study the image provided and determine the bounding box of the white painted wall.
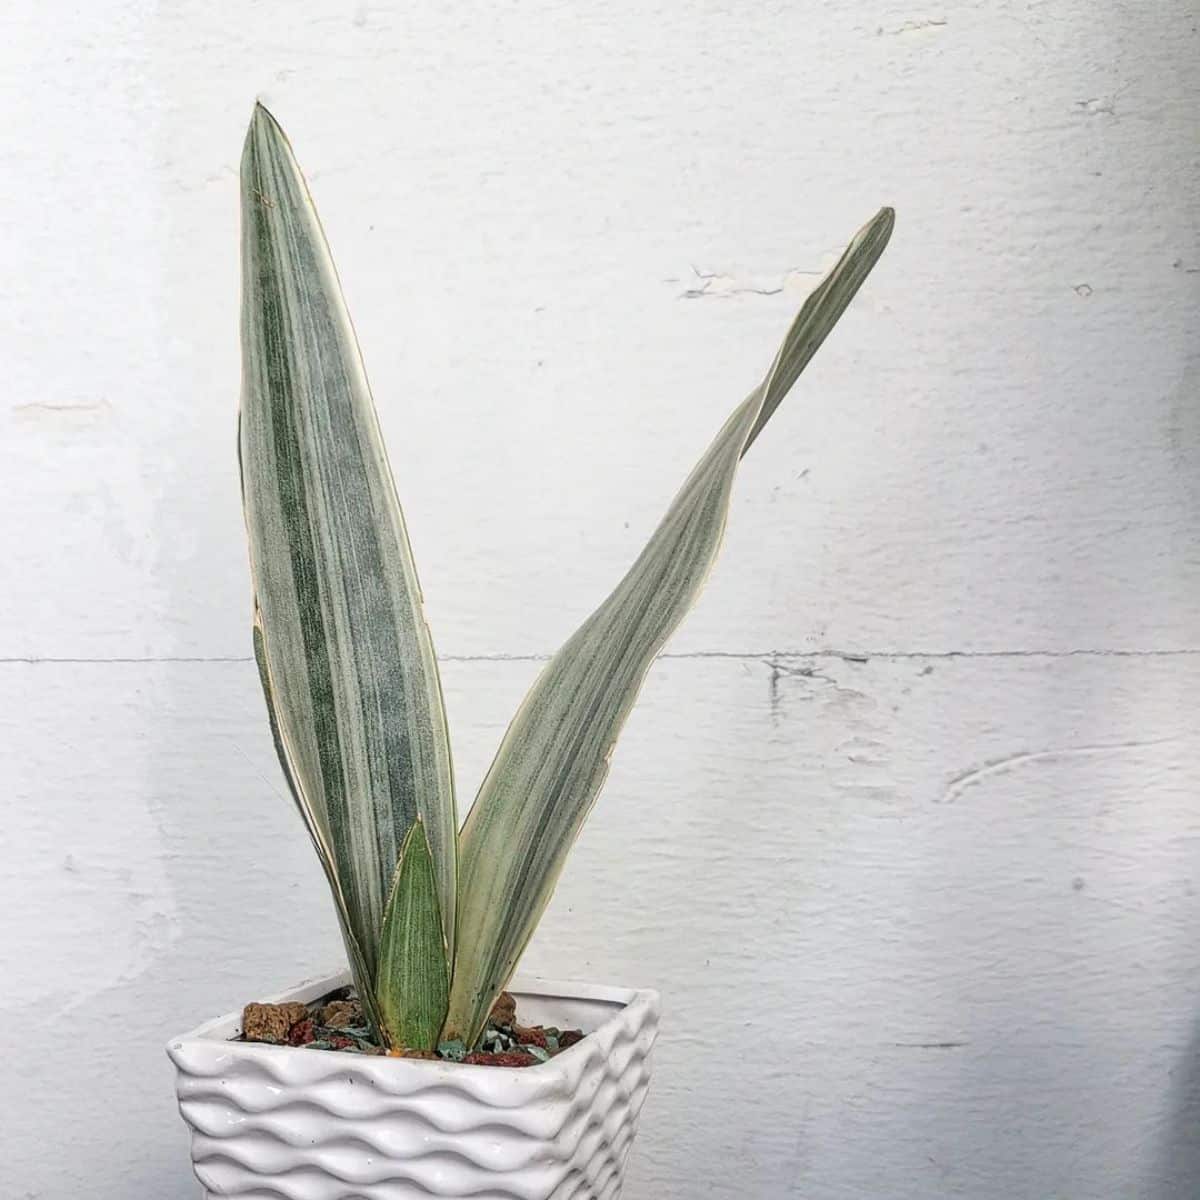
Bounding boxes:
[2,1,1197,1196]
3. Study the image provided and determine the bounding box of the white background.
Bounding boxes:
[3,1,1198,1197]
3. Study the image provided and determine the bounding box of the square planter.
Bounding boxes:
[168,972,660,1200]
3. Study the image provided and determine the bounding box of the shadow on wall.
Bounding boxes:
[1147,1012,1200,1200]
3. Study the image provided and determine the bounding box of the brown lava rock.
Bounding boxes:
[243,1002,309,1045]
[319,999,362,1028]
[489,991,517,1028]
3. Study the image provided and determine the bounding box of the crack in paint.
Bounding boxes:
[938,736,1181,804]
[891,1040,968,1049]
[2,648,1199,666]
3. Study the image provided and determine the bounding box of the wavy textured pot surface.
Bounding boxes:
[168,973,660,1200]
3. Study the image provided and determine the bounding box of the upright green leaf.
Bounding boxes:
[445,208,894,1044]
[376,818,450,1051]
[239,103,458,984]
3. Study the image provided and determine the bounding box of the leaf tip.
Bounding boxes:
[866,206,896,249]
[249,99,282,135]
[241,101,290,195]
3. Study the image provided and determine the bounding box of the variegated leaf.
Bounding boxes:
[445,207,895,1044]
[376,818,449,1051]
[239,104,458,988]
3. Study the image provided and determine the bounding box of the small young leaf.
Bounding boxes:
[376,819,449,1052]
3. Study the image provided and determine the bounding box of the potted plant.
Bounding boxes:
[167,103,893,1200]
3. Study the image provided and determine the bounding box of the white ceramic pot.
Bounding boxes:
[167,972,660,1200]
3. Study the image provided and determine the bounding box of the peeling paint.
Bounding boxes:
[678,264,822,300]
[877,16,948,35]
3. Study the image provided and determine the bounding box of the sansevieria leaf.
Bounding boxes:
[376,818,450,1051]
[239,105,457,1007]
[445,208,894,1044]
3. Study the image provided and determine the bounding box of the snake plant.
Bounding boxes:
[239,102,893,1051]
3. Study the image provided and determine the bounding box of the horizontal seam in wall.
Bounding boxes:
[1,648,1198,666]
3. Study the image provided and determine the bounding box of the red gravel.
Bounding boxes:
[462,1051,539,1068]
[286,1019,316,1047]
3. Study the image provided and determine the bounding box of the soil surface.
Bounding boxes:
[237,987,584,1067]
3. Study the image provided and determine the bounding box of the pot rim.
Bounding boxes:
[167,970,658,1080]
